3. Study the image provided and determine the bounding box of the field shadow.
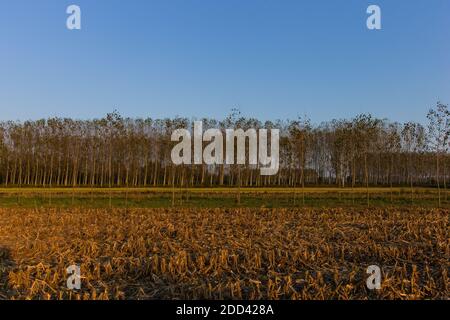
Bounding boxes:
[0,246,15,299]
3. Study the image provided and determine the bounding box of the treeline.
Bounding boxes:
[0,103,448,192]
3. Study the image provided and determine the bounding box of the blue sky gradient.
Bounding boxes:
[1,0,449,123]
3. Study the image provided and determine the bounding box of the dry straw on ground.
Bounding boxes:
[0,207,448,300]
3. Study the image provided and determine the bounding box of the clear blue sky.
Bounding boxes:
[1,0,449,123]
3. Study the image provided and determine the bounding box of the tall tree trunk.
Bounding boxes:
[365,152,369,207]
[436,153,441,207]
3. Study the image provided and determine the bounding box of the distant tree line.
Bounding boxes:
[0,103,448,194]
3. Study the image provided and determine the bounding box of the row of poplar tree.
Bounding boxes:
[0,103,448,192]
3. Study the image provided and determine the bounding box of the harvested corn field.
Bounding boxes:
[0,207,448,300]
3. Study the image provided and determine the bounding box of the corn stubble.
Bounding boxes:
[0,207,448,300]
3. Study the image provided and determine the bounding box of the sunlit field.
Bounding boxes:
[0,188,448,300]
[0,207,447,300]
